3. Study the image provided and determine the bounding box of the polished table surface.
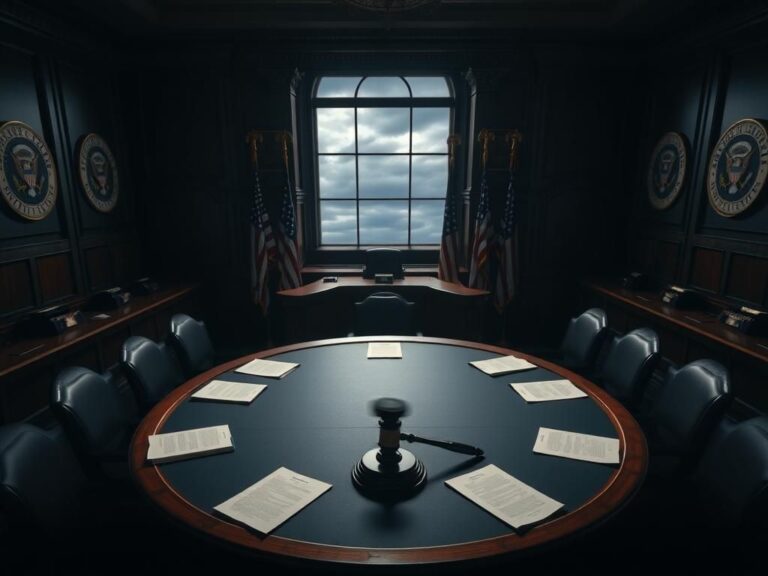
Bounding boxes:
[131,337,647,568]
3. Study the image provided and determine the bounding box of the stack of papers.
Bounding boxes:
[191,380,267,404]
[147,424,233,464]
[236,358,299,379]
[469,355,537,376]
[367,342,403,358]
[214,467,332,534]
[510,379,587,402]
[445,464,563,530]
[533,427,620,464]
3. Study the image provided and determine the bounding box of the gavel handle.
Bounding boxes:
[400,433,484,457]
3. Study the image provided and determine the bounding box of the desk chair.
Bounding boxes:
[648,359,731,475]
[167,314,215,378]
[362,248,404,279]
[559,308,608,371]
[352,292,419,336]
[51,366,132,479]
[600,327,660,410]
[121,336,183,413]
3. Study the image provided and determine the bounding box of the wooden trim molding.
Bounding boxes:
[130,336,647,567]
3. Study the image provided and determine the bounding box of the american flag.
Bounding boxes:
[250,169,276,314]
[494,169,517,312]
[277,169,302,290]
[468,168,493,290]
[438,154,460,283]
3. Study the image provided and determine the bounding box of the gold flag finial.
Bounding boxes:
[478,129,495,170]
[276,131,293,171]
[506,130,523,171]
[246,131,263,168]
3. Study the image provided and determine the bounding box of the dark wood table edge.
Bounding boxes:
[130,336,648,567]
[277,277,490,298]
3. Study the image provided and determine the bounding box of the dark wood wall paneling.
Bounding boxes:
[0,7,141,327]
[628,25,768,312]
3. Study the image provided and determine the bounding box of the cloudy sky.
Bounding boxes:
[316,103,450,245]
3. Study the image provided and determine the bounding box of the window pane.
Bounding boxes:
[316,108,355,153]
[358,156,409,198]
[316,77,362,97]
[318,156,356,199]
[412,155,448,198]
[357,108,410,153]
[411,200,444,244]
[357,76,410,98]
[405,76,450,97]
[359,201,408,244]
[320,201,357,245]
[412,108,450,153]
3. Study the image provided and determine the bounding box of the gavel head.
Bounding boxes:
[372,398,408,424]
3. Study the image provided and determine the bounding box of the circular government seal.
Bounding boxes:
[707,118,768,217]
[647,131,688,210]
[0,120,58,221]
[77,133,119,213]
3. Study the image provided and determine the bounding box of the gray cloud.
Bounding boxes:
[357,77,410,98]
[316,108,355,153]
[359,155,409,198]
[410,200,444,244]
[358,108,410,153]
[318,155,356,198]
[412,155,448,198]
[316,77,361,98]
[320,201,357,244]
[359,201,409,244]
[405,77,450,97]
[413,108,450,153]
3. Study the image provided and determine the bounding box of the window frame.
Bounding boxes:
[294,70,471,268]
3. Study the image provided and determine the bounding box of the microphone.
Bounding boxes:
[400,433,484,457]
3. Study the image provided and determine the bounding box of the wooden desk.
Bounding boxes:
[277,277,488,343]
[131,336,646,569]
[0,285,197,423]
[583,279,768,415]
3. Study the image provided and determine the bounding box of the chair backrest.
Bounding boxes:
[601,327,660,408]
[353,292,417,336]
[51,366,128,465]
[362,248,404,279]
[0,424,83,533]
[652,359,731,467]
[559,308,607,370]
[168,314,215,378]
[695,416,768,530]
[121,336,183,411]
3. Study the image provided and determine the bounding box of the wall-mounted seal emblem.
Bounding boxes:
[0,120,58,221]
[647,131,688,210]
[77,133,119,213]
[707,118,768,217]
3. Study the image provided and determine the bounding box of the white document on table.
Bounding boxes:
[510,379,588,403]
[533,427,620,464]
[191,379,267,404]
[367,342,402,359]
[147,424,233,464]
[445,464,563,530]
[235,358,299,379]
[469,355,537,376]
[214,467,332,534]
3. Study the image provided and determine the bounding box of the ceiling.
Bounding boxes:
[38,0,708,38]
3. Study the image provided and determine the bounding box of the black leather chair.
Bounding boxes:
[0,424,83,534]
[121,336,183,412]
[695,416,768,531]
[362,248,404,279]
[51,366,131,477]
[600,327,660,409]
[559,308,608,371]
[167,313,215,378]
[649,359,731,473]
[352,292,418,336]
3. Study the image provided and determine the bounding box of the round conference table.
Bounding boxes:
[130,336,647,569]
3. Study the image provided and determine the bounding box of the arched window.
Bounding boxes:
[312,75,454,247]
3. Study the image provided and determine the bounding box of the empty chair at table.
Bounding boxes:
[559,307,608,372]
[51,366,133,480]
[647,359,732,475]
[352,292,419,336]
[121,336,183,412]
[167,313,216,378]
[599,327,660,410]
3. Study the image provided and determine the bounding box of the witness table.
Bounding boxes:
[130,337,647,568]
